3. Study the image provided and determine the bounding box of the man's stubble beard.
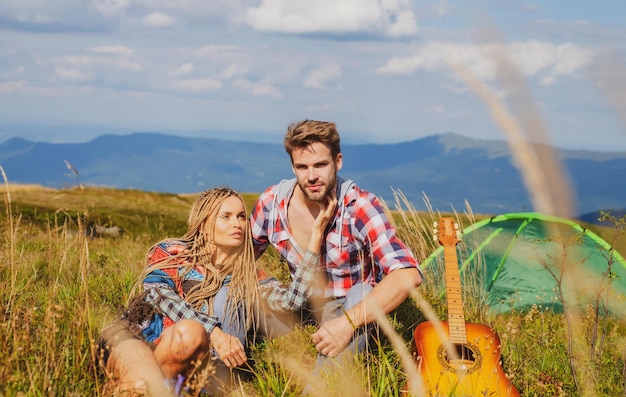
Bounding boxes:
[298,173,337,203]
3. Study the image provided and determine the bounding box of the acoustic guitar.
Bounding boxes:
[410,217,519,396]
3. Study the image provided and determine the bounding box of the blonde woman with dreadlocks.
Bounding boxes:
[98,187,336,396]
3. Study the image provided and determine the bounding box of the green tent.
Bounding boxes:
[422,212,626,314]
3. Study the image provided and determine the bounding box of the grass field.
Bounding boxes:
[0,183,625,396]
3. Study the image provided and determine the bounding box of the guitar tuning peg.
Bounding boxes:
[433,221,437,227]
[454,223,459,230]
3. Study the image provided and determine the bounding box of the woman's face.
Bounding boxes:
[211,195,247,256]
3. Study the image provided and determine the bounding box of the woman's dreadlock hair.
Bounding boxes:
[131,187,260,330]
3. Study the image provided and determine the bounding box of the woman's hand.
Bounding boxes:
[209,327,247,368]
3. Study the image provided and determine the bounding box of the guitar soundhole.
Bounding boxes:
[437,342,482,374]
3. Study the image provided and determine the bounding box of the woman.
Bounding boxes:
[97,187,335,396]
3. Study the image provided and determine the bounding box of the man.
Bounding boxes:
[251,119,422,360]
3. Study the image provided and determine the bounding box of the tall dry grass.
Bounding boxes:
[0,36,625,395]
[0,175,155,395]
[0,177,625,395]
[442,28,626,396]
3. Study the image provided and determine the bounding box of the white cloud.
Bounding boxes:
[233,78,283,98]
[243,0,418,37]
[0,80,28,93]
[0,80,58,95]
[424,105,445,114]
[0,1,73,17]
[0,0,242,32]
[377,40,594,85]
[387,8,418,37]
[305,101,339,112]
[508,41,593,84]
[427,0,452,19]
[89,45,135,57]
[91,0,131,19]
[51,46,142,88]
[82,46,142,71]
[196,45,242,58]
[303,63,342,89]
[1,0,623,153]
[377,42,495,78]
[54,66,93,82]
[176,78,222,92]
[551,43,593,75]
[67,55,141,72]
[143,12,176,28]
[219,63,248,79]
[250,84,282,98]
[15,12,58,24]
[173,63,194,76]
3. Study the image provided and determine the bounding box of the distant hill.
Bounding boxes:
[578,209,626,226]
[0,131,624,217]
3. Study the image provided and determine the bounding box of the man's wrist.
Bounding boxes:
[342,308,357,330]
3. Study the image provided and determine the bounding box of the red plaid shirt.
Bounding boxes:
[251,178,420,299]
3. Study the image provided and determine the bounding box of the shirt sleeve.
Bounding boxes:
[258,249,320,312]
[250,189,272,260]
[352,191,420,276]
[142,240,220,335]
[144,287,220,335]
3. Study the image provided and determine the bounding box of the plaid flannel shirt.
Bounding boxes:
[251,177,420,299]
[142,239,317,338]
[258,249,319,312]
[142,240,221,335]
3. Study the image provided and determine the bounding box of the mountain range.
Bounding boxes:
[0,131,624,218]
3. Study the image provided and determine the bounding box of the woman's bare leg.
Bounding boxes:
[106,338,176,396]
[153,319,210,379]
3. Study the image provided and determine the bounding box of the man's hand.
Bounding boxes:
[308,196,337,254]
[209,327,247,368]
[310,314,354,358]
[313,196,337,231]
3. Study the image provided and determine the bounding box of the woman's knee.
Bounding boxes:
[159,319,209,361]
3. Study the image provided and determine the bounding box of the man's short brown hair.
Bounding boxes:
[283,120,341,160]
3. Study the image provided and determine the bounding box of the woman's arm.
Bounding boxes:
[259,249,319,311]
[144,287,220,334]
[258,196,337,312]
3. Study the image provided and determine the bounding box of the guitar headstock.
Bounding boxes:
[434,217,460,247]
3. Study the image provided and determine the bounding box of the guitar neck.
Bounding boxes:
[413,218,521,397]
[444,244,467,344]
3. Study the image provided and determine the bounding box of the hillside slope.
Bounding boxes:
[0,132,624,216]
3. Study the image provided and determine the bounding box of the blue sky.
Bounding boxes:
[0,0,625,151]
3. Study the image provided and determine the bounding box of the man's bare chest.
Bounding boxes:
[287,205,317,252]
